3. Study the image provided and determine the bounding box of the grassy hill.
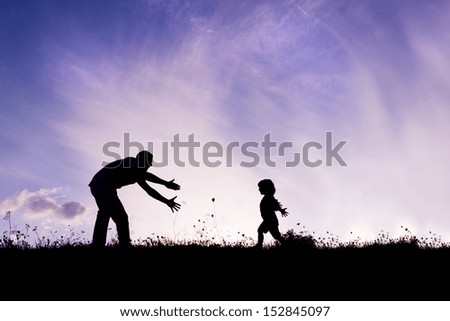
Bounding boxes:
[2,229,450,301]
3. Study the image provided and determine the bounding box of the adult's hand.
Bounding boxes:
[167,196,181,212]
[165,179,181,191]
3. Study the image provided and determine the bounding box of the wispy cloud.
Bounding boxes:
[44,0,450,242]
[1,1,450,243]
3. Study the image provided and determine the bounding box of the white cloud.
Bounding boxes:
[0,188,87,222]
[28,197,59,215]
[0,188,61,214]
[58,201,87,219]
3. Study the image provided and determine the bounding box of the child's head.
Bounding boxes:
[258,179,276,195]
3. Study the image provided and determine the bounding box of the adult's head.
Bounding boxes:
[136,150,153,169]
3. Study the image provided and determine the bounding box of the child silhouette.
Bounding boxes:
[255,179,288,248]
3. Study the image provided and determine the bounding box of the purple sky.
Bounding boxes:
[1,0,450,245]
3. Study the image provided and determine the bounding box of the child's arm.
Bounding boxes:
[276,200,289,217]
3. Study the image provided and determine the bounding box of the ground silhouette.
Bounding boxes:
[2,232,450,301]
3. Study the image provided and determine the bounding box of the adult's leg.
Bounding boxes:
[91,186,117,247]
[110,197,131,246]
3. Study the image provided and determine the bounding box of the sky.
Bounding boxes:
[1,0,450,246]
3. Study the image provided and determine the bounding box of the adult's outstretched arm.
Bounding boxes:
[137,180,181,212]
[144,172,180,190]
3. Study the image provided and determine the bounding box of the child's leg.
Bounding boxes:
[269,226,285,244]
[257,233,264,246]
[257,221,269,246]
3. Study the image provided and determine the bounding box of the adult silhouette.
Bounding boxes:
[89,150,180,247]
[255,179,288,248]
